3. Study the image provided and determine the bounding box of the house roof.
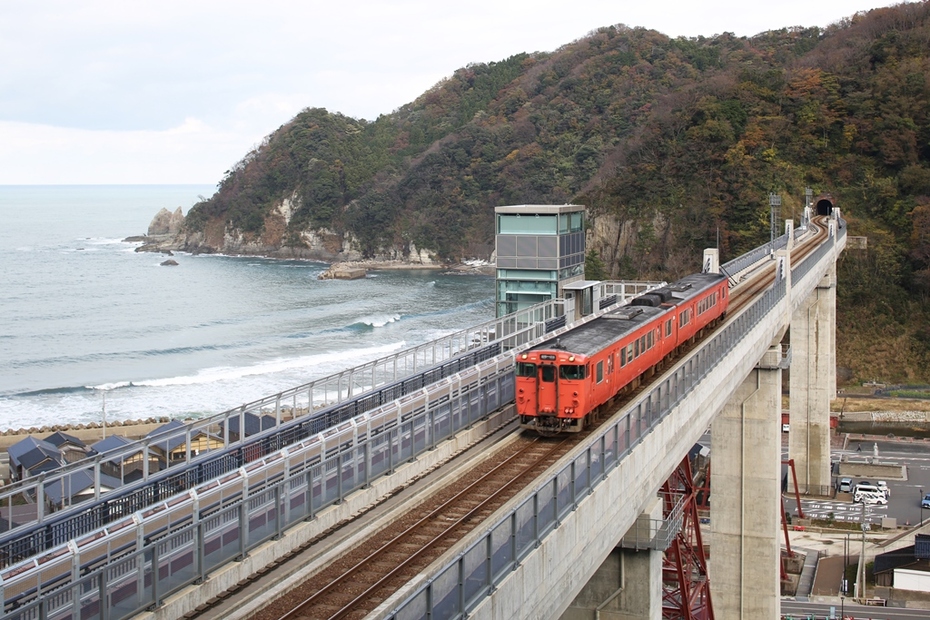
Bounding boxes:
[44,431,87,449]
[43,469,122,505]
[873,545,930,576]
[221,412,276,437]
[8,437,63,473]
[146,419,190,453]
[90,435,137,464]
[146,419,220,454]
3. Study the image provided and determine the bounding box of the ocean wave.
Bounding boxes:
[129,341,407,388]
[89,381,133,391]
[351,314,402,329]
[13,385,95,397]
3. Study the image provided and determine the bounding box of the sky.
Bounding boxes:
[0,0,909,186]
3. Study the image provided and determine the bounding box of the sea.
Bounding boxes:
[0,185,495,432]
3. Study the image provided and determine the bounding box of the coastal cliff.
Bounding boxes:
[134,200,443,267]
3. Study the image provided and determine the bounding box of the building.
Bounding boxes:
[146,420,224,466]
[44,431,88,464]
[219,412,277,442]
[90,435,161,482]
[874,534,930,593]
[494,204,586,317]
[7,436,64,482]
[43,469,122,508]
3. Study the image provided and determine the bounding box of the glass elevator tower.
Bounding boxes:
[494,204,586,317]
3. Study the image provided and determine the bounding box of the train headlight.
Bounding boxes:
[521,354,527,360]
[569,356,575,362]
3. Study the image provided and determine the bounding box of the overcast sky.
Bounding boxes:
[0,0,908,185]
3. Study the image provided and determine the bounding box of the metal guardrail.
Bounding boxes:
[0,284,662,618]
[385,216,849,619]
[2,281,662,528]
[0,220,843,618]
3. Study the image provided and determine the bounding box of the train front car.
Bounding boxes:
[515,271,729,436]
[516,302,669,435]
[515,346,590,435]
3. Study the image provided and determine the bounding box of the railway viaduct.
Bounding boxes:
[455,208,846,619]
[0,207,844,620]
[337,207,843,620]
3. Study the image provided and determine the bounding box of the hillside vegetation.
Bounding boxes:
[179,1,930,384]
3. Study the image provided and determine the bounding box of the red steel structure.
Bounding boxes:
[661,456,714,620]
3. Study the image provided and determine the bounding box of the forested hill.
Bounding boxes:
[178,1,930,384]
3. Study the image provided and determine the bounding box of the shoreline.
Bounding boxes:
[127,235,496,276]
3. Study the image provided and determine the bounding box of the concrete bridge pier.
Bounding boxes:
[561,498,663,620]
[710,346,783,619]
[788,260,836,496]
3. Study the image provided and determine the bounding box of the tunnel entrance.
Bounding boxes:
[815,195,835,216]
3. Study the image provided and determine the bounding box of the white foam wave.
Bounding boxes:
[359,314,401,328]
[132,341,407,388]
[90,381,132,391]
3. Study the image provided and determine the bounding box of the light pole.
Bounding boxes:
[921,487,925,526]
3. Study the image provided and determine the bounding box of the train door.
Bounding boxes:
[537,363,558,415]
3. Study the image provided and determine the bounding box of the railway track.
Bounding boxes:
[211,218,833,620]
[249,434,577,620]
[727,215,828,314]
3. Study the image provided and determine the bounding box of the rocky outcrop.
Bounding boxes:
[134,193,452,268]
[318,263,367,280]
[147,207,185,236]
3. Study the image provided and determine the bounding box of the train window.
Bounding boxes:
[516,362,536,377]
[596,361,604,383]
[680,309,690,327]
[666,319,672,337]
[627,343,634,362]
[607,354,614,374]
[620,347,627,367]
[559,364,586,380]
[634,339,639,357]
[541,365,556,382]
[647,332,654,349]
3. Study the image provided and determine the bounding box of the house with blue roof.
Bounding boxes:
[7,436,64,482]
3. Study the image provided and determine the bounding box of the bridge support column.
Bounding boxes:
[710,349,782,619]
[788,261,836,496]
[561,498,662,620]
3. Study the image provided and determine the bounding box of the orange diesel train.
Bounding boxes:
[516,272,729,435]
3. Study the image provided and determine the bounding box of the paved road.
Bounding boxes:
[783,438,930,527]
[782,599,930,619]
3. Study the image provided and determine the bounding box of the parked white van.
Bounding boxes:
[854,489,888,505]
[855,483,882,496]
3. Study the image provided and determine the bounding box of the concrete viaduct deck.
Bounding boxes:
[0,211,845,620]
[375,211,846,619]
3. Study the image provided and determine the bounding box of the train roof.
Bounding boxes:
[524,272,725,358]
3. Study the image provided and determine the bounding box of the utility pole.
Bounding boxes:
[769,192,781,253]
[856,501,867,602]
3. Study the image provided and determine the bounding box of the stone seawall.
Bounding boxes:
[0,418,171,451]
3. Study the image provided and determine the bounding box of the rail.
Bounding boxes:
[0,218,842,618]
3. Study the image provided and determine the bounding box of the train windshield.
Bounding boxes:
[540,365,556,382]
[559,364,585,380]
[516,362,536,377]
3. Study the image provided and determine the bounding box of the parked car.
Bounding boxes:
[854,490,888,505]
[837,478,853,493]
[855,483,882,497]
[922,493,930,509]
